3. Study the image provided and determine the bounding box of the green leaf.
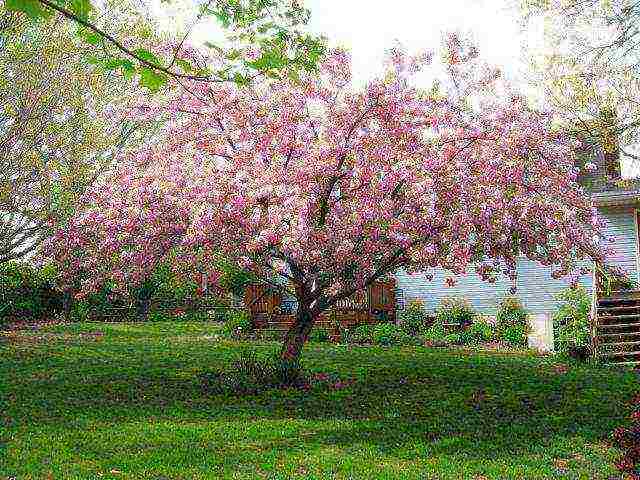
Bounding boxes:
[287,68,301,84]
[77,27,101,45]
[102,57,135,73]
[226,49,242,61]
[194,66,212,78]
[174,58,192,73]
[70,0,93,20]
[5,0,49,19]
[233,72,250,86]
[211,9,231,28]
[133,48,162,67]
[121,61,136,81]
[138,67,167,93]
[84,55,100,65]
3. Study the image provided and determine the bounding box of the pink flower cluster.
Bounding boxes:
[45,35,612,317]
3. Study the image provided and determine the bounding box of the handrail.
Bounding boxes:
[591,265,599,358]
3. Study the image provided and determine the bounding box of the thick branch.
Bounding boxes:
[37,0,221,83]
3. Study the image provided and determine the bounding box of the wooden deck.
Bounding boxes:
[244,280,397,334]
[592,269,640,365]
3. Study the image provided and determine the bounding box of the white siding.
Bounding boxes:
[395,206,638,315]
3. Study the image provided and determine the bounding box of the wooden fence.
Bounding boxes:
[244,280,397,333]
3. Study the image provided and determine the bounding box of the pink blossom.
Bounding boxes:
[44,36,610,342]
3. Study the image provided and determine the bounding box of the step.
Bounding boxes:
[597,313,640,320]
[603,360,640,366]
[602,290,640,298]
[597,340,640,348]
[597,323,640,329]
[598,299,640,306]
[597,350,640,357]
[597,331,640,339]
[598,306,640,313]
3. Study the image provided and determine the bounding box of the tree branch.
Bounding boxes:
[37,0,222,83]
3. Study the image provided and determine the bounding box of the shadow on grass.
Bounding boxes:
[3,341,636,463]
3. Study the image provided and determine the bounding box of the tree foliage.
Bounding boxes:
[0,11,145,262]
[46,34,613,361]
[3,0,327,91]
[521,0,640,177]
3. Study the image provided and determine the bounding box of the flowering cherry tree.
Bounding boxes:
[46,35,611,362]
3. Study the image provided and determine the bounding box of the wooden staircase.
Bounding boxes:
[594,291,640,366]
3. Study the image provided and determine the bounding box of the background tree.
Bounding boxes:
[4,0,327,91]
[520,0,640,179]
[0,10,153,263]
[46,35,613,362]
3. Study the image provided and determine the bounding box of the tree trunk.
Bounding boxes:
[62,290,72,318]
[280,306,315,362]
[135,280,154,320]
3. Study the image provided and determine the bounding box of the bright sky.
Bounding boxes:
[149,0,544,89]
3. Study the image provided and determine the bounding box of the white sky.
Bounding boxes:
[148,1,639,177]
[149,0,544,90]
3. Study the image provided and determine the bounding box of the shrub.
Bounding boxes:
[372,323,399,346]
[308,326,330,343]
[422,322,449,346]
[343,322,415,346]
[496,296,529,347]
[0,261,63,325]
[435,297,476,328]
[458,316,495,345]
[611,392,640,479]
[552,286,591,358]
[200,350,306,395]
[373,322,417,346]
[397,299,431,336]
[501,325,528,347]
[221,310,252,340]
[348,324,375,344]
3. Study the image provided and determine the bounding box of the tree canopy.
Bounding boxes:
[46,34,612,361]
[521,0,640,177]
[4,0,327,92]
[0,11,152,263]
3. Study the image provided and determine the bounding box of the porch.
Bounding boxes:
[591,273,640,366]
[244,280,397,336]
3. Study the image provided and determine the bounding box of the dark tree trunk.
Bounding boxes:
[135,279,154,320]
[280,305,315,362]
[62,290,72,318]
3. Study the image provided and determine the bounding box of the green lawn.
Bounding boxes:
[1,321,638,480]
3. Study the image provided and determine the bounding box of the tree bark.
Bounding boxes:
[280,305,315,362]
[135,279,154,320]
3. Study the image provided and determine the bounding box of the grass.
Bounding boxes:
[1,320,638,480]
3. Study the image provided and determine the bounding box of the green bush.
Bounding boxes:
[343,322,415,346]
[443,332,463,345]
[372,323,398,346]
[397,299,431,336]
[308,326,330,343]
[459,316,495,345]
[348,324,375,344]
[501,325,528,347]
[200,350,306,395]
[496,296,529,346]
[552,286,591,356]
[0,261,63,325]
[372,323,416,346]
[422,322,448,345]
[221,310,252,340]
[435,297,476,328]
